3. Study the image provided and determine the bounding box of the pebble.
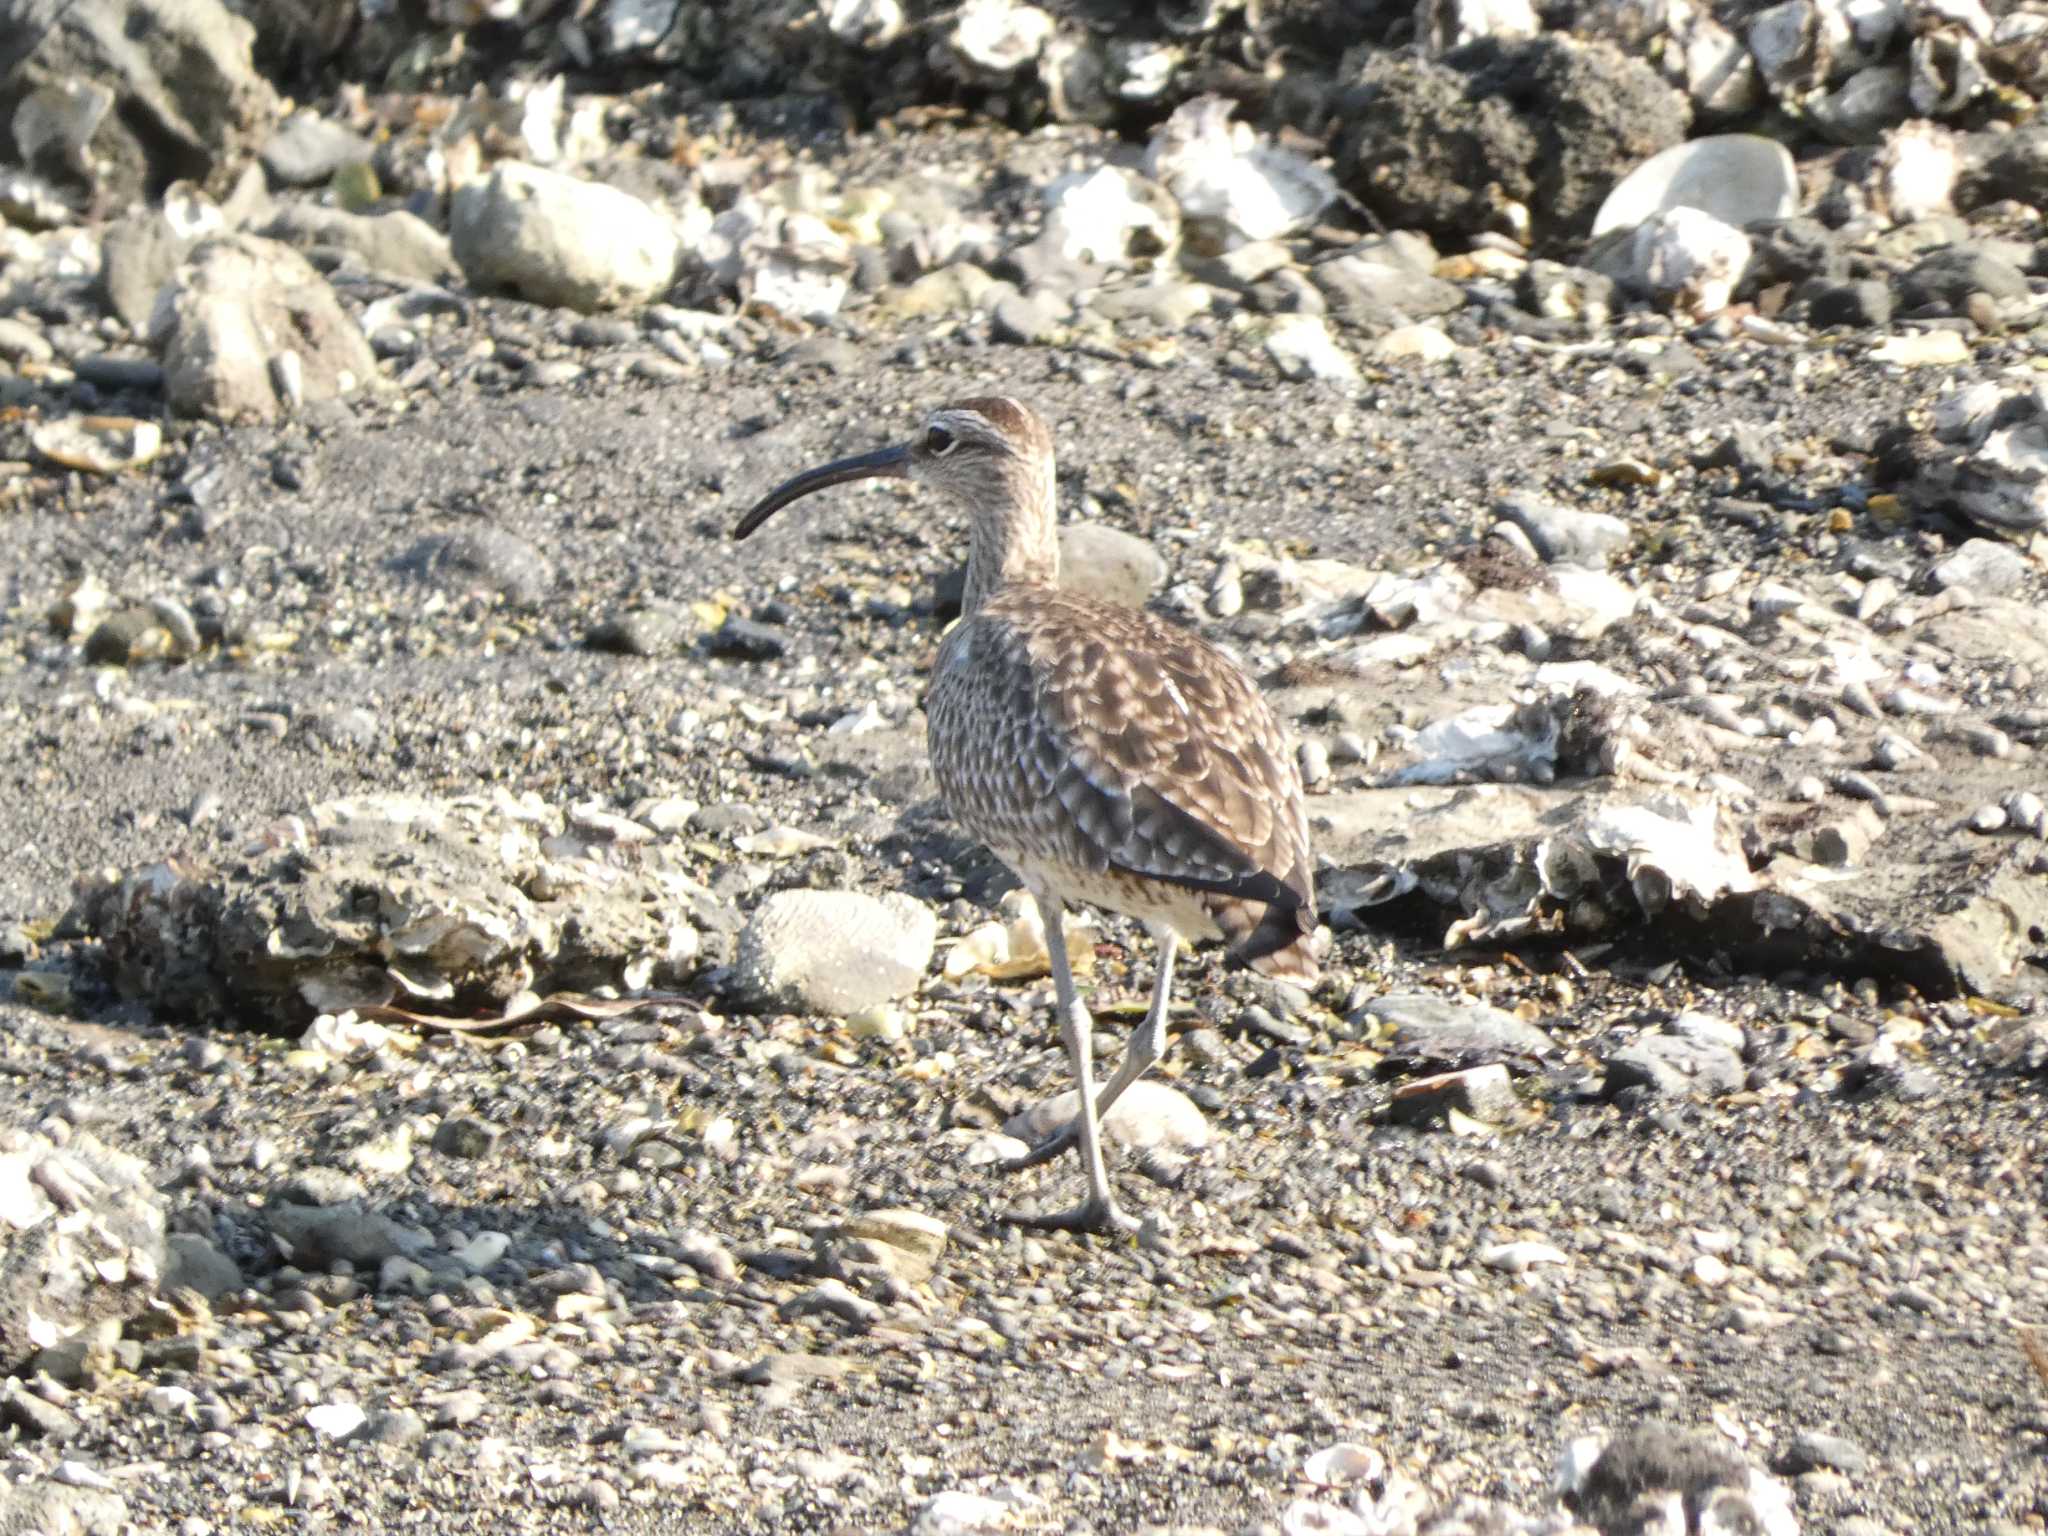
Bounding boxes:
[1006,1079,1210,1152]
[1604,1034,1744,1099]
[732,889,937,1015]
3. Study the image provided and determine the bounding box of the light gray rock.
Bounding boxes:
[451,162,682,312]
[0,1480,126,1534]
[149,234,382,421]
[75,795,705,1026]
[99,210,199,332]
[1312,234,1464,331]
[1604,1033,1745,1098]
[991,287,1066,344]
[266,1200,432,1269]
[1928,537,2029,595]
[733,889,937,1015]
[1007,1079,1211,1152]
[260,111,372,186]
[1058,523,1167,609]
[1496,496,1631,568]
[163,1230,241,1299]
[1592,135,1799,238]
[0,1126,169,1376]
[263,204,457,285]
[1363,992,1554,1067]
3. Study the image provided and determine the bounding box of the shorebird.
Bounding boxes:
[733,397,1318,1234]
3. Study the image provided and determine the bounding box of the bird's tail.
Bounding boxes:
[1211,893,1321,986]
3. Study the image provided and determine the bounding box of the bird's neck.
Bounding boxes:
[962,485,1059,615]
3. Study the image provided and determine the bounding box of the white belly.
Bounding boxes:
[1003,854,1225,945]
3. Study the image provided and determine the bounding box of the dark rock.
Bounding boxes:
[1742,218,1849,293]
[82,608,175,666]
[73,354,166,393]
[1960,124,2048,211]
[267,1202,431,1268]
[709,616,788,661]
[1336,51,1537,241]
[1807,279,1893,329]
[1898,247,2031,315]
[1338,36,1689,247]
[432,1115,503,1160]
[1564,1425,1759,1531]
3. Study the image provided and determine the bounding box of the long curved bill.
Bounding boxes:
[732,444,912,541]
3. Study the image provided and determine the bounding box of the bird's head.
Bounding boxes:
[732,397,1054,540]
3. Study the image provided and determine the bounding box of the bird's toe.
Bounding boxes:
[999,1121,1079,1173]
[1002,1195,1141,1237]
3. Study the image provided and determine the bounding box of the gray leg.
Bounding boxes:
[1003,896,1138,1236]
[1003,925,1177,1172]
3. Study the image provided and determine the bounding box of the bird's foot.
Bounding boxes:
[1002,1195,1141,1236]
[998,1120,1079,1173]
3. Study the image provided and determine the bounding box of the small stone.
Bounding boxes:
[305,1402,367,1439]
[1780,1430,1872,1476]
[1362,993,1553,1067]
[260,113,373,187]
[0,1380,82,1441]
[1496,496,1630,568]
[432,1115,502,1160]
[708,616,787,661]
[1808,280,1893,329]
[1478,1240,1568,1273]
[1604,1034,1744,1099]
[992,289,1066,345]
[733,889,937,1015]
[1057,523,1166,609]
[587,603,690,656]
[1007,1079,1210,1152]
[1265,315,1358,384]
[1388,1064,1519,1125]
[1928,539,2028,596]
[451,162,682,313]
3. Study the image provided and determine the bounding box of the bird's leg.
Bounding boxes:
[1003,896,1139,1236]
[1003,926,1177,1172]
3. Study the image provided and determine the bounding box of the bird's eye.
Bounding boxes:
[925,426,956,456]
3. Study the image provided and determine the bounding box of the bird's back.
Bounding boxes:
[926,586,1317,982]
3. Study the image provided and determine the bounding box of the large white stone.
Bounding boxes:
[450,161,681,312]
[735,890,937,1016]
[1007,1079,1212,1151]
[1593,135,1798,238]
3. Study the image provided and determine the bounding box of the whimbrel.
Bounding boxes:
[734,398,1318,1234]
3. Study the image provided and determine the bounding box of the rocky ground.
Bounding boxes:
[6,0,2048,1532]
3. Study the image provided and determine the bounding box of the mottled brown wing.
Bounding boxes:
[929,591,1313,922]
